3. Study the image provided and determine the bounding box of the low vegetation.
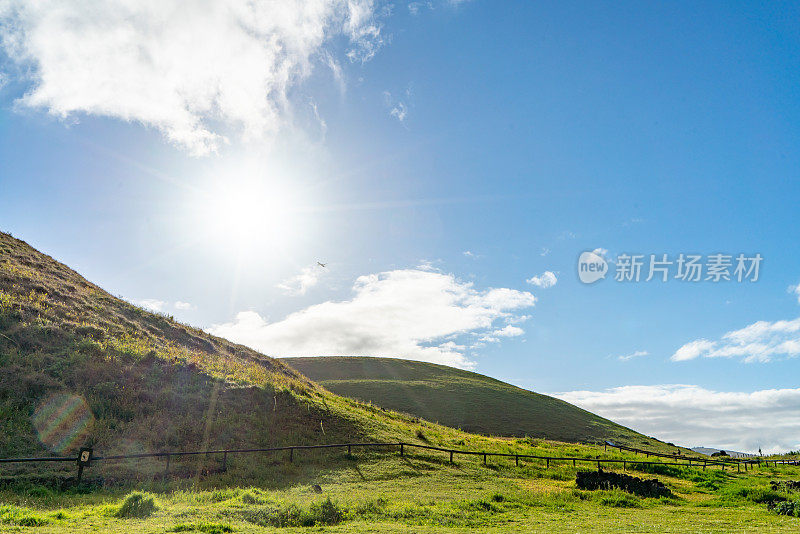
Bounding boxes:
[3,445,800,532]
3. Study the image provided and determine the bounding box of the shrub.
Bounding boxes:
[115,492,157,518]
[770,500,800,517]
[240,491,263,505]
[240,498,346,527]
[171,523,234,533]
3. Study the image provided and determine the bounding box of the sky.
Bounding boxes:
[1,1,800,453]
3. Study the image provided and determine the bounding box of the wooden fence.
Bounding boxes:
[2,439,790,483]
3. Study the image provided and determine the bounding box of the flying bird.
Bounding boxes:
[317,261,327,268]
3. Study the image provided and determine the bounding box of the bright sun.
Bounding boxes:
[196,168,301,255]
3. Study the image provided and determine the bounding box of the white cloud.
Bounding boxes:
[174,301,194,310]
[209,268,536,368]
[671,339,716,361]
[277,266,322,296]
[540,247,550,257]
[789,283,800,304]
[672,318,800,363]
[557,384,800,454]
[137,299,166,312]
[493,325,524,337]
[526,271,557,289]
[0,0,383,155]
[617,350,648,362]
[383,90,409,123]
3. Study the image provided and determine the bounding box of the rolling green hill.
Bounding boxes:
[283,356,659,447]
[0,232,459,470]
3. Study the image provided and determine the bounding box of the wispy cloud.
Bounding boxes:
[616,350,649,362]
[383,87,413,124]
[277,266,323,296]
[557,384,800,453]
[789,283,800,304]
[209,268,536,368]
[0,1,383,155]
[672,319,800,363]
[136,299,166,312]
[526,271,557,289]
[136,299,194,312]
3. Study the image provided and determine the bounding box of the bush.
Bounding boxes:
[115,492,157,518]
[171,523,234,533]
[769,500,800,517]
[240,498,346,527]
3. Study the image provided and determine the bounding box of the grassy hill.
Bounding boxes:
[0,231,475,472]
[283,356,662,448]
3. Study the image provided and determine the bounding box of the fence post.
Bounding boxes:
[737,463,740,473]
[347,445,351,455]
[546,458,549,469]
[515,455,518,467]
[623,460,626,470]
[573,459,576,468]
[289,448,293,463]
[76,448,92,484]
[222,451,228,472]
[450,451,454,464]
[483,454,487,465]
[165,454,171,479]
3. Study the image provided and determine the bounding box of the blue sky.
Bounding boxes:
[2,1,800,452]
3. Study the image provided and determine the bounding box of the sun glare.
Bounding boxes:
[191,160,303,255]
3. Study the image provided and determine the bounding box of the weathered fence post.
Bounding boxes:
[450,451,454,464]
[289,448,294,463]
[623,460,626,470]
[573,459,576,467]
[515,455,518,467]
[546,458,550,469]
[400,443,404,457]
[76,448,92,483]
[483,453,487,465]
[347,445,351,455]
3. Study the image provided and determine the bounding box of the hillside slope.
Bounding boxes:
[283,356,660,447]
[0,232,432,469]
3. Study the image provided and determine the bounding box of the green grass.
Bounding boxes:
[3,444,800,532]
[282,356,684,451]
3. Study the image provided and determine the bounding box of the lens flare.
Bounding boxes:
[32,393,94,453]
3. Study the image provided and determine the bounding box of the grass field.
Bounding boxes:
[283,356,673,449]
[3,439,800,533]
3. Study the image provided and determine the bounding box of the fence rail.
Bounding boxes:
[2,439,795,483]
[603,442,752,467]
